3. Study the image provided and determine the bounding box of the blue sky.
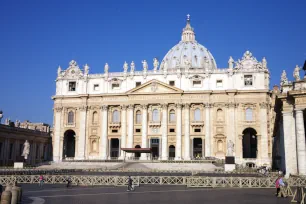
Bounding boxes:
[0,0,305,125]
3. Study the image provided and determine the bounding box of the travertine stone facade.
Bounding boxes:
[52,16,273,167]
[273,63,306,175]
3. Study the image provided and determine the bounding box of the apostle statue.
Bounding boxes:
[123,61,128,72]
[281,70,288,86]
[293,65,300,81]
[262,57,267,69]
[84,64,89,75]
[228,56,234,69]
[130,61,135,72]
[153,58,159,72]
[142,60,148,71]
[21,140,30,160]
[227,140,234,156]
[104,63,109,74]
[57,66,62,77]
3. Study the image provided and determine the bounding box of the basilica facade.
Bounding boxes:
[52,17,273,167]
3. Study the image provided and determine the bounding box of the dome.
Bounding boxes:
[160,16,217,71]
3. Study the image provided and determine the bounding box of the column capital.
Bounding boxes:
[78,105,88,111]
[161,103,168,109]
[121,105,127,110]
[128,104,134,110]
[141,104,148,110]
[282,111,293,116]
[54,107,63,112]
[101,105,108,111]
[176,103,182,109]
[183,103,190,109]
[204,103,213,108]
[259,102,268,109]
[295,108,305,112]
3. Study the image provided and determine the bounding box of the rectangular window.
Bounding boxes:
[112,83,120,89]
[151,139,159,144]
[136,82,141,87]
[216,80,223,88]
[68,82,76,91]
[112,129,118,133]
[169,128,175,133]
[135,129,141,133]
[244,75,253,86]
[193,80,202,87]
[169,81,175,86]
[194,128,201,133]
[93,84,99,91]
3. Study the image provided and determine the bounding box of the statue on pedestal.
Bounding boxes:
[227,140,235,156]
[281,70,288,86]
[228,56,234,69]
[21,140,30,160]
[142,60,148,72]
[153,58,159,72]
[104,63,109,74]
[84,64,89,75]
[293,65,300,81]
[123,61,128,73]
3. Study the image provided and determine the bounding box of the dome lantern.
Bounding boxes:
[181,14,195,42]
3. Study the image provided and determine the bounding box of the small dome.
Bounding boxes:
[160,16,217,71]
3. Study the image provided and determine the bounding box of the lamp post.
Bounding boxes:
[0,110,3,124]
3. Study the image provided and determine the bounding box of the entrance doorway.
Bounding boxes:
[150,138,159,159]
[110,138,119,158]
[63,130,76,158]
[169,145,175,159]
[134,145,141,158]
[242,128,257,158]
[193,138,202,159]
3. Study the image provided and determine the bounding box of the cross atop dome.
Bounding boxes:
[182,15,195,42]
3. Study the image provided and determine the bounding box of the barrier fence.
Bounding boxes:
[0,175,305,188]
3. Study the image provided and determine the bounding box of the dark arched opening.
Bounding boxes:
[193,138,202,159]
[63,130,76,158]
[135,145,141,158]
[169,145,175,159]
[242,128,257,158]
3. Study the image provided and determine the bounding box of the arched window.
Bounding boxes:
[246,108,253,121]
[152,109,159,122]
[194,108,201,121]
[217,109,223,121]
[217,140,223,152]
[92,111,98,124]
[112,110,120,123]
[169,109,175,122]
[92,140,97,152]
[68,111,74,125]
[136,110,141,124]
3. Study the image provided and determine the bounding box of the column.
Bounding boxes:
[184,103,191,160]
[282,111,298,176]
[260,103,269,165]
[161,103,168,160]
[119,105,127,159]
[108,139,111,159]
[295,109,306,175]
[78,106,87,160]
[100,105,108,160]
[227,103,235,155]
[205,103,211,157]
[140,104,148,160]
[53,107,62,162]
[175,103,182,160]
[127,105,134,157]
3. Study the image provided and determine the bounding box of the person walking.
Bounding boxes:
[39,175,44,187]
[127,176,134,192]
[275,174,285,197]
[66,177,72,188]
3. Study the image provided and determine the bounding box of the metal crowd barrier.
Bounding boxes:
[0,175,305,188]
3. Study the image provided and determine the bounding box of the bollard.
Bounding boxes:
[12,187,21,204]
[10,189,17,204]
[0,190,12,204]
[4,186,11,192]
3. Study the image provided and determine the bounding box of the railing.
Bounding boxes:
[0,175,305,188]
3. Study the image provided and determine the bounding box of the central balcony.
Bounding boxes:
[149,121,161,127]
[190,121,204,127]
[109,122,121,128]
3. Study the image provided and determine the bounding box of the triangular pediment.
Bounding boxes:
[127,79,183,94]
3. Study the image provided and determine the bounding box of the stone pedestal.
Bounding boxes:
[224,156,235,172]
[14,162,24,169]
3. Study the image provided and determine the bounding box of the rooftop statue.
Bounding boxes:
[228,56,234,69]
[262,57,267,69]
[281,70,288,86]
[57,66,62,77]
[142,60,148,71]
[84,64,89,75]
[293,65,300,81]
[104,63,109,73]
[130,61,135,72]
[123,61,128,72]
[153,58,159,71]
[69,60,77,67]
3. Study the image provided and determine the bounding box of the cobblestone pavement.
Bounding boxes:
[21,184,290,204]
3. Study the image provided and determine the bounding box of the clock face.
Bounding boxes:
[71,70,75,74]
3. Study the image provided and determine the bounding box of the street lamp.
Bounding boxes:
[0,110,3,124]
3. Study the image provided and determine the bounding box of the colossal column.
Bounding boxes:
[127,105,134,157]
[260,103,269,165]
[282,110,298,176]
[119,105,127,159]
[184,103,191,160]
[78,106,87,160]
[140,104,148,160]
[53,107,62,162]
[100,105,108,160]
[205,103,211,157]
[161,103,168,160]
[295,109,306,175]
[175,103,182,160]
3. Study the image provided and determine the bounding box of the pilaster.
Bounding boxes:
[204,103,211,157]
[295,109,306,175]
[78,105,87,160]
[119,105,127,159]
[100,105,108,160]
[175,103,182,160]
[161,103,168,160]
[140,104,148,160]
[53,107,62,162]
[184,103,191,160]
